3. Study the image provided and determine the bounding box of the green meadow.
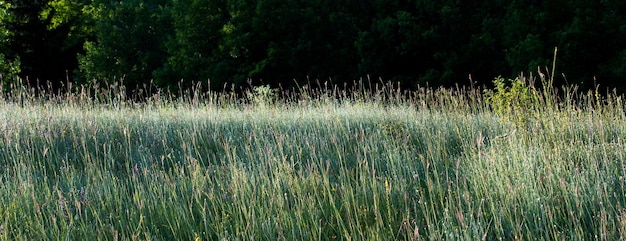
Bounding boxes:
[1,79,626,240]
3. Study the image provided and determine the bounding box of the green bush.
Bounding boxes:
[247,85,277,108]
[484,76,537,126]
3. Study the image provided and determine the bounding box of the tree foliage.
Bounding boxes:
[0,1,20,87]
[1,0,626,94]
[154,0,229,90]
[78,0,171,90]
[0,0,88,90]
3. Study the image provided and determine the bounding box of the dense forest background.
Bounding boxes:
[0,0,625,94]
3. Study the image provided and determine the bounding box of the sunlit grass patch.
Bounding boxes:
[0,78,625,240]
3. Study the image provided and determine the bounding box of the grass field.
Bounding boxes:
[1,79,625,240]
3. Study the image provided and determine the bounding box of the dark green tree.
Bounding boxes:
[496,0,626,91]
[78,0,171,91]
[354,0,506,88]
[0,2,21,88]
[2,0,89,89]
[221,0,361,88]
[154,0,230,91]
[0,0,617,95]
[555,0,626,90]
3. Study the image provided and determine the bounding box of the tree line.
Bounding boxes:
[1,0,625,94]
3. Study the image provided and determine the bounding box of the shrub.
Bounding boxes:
[484,76,537,126]
[247,85,277,108]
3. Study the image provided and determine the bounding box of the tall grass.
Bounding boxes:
[0,78,625,240]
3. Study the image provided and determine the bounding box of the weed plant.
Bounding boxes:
[0,76,625,240]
